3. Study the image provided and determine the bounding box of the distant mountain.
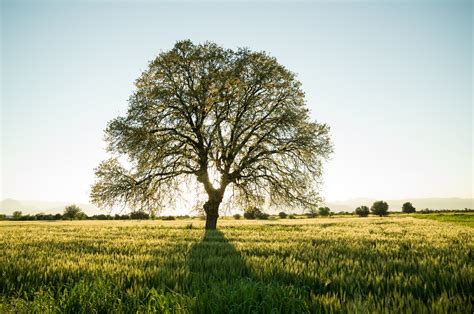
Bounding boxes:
[325,197,474,212]
[0,199,25,212]
[0,199,101,216]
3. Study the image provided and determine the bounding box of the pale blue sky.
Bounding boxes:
[1,0,472,205]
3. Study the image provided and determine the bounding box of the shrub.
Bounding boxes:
[258,213,270,220]
[278,212,287,219]
[402,202,416,213]
[243,211,255,220]
[243,207,269,220]
[92,214,113,220]
[306,208,318,218]
[371,201,389,217]
[355,206,370,217]
[288,214,296,219]
[35,213,57,221]
[318,207,330,216]
[161,216,175,221]
[233,214,242,220]
[130,211,150,220]
[0,214,6,220]
[19,214,35,221]
[114,214,130,220]
[244,207,263,219]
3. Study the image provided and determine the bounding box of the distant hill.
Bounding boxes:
[0,199,101,216]
[0,199,24,212]
[325,197,474,212]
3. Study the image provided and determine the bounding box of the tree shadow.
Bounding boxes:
[184,228,309,312]
[186,229,250,291]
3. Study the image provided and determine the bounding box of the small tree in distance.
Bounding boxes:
[278,212,288,219]
[402,202,416,213]
[244,207,268,220]
[12,211,22,220]
[371,201,389,217]
[318,207,330,216]
[355,206,369,217]
[130,210,150,220]
[63,205,85,220]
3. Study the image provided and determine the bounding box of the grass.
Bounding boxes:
[0,217,472,313]
[412,212,474,228]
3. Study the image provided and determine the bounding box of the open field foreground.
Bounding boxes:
[1,217,473,313]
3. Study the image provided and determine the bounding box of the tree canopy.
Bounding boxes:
[63,205,85,220]
[318,206,331,216]
[91,40,332,229]
[402,202,416,213]
[355,205,370,217]
[12,211,22,220]
[371,201,389,217]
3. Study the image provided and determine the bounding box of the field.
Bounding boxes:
[0,216,473,313]
[413,213,474,228]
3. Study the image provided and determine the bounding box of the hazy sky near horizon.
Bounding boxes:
[1,0,472,207]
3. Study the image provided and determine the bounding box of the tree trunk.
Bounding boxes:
[204,192,222,229]
[205,210,219,229]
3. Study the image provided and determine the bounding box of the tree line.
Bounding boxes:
[2,205,154,221]
[1,201,471,221]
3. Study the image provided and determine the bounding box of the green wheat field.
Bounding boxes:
[1,216,473,313]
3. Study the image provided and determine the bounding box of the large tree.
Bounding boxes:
[91,40,332,229]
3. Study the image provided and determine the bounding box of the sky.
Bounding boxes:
[1,0,472,208]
